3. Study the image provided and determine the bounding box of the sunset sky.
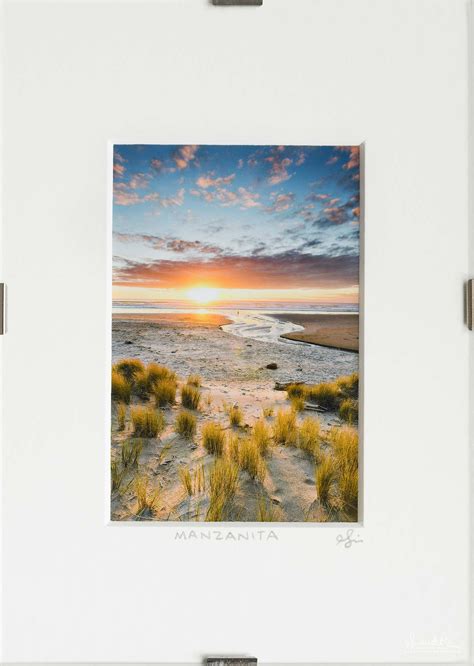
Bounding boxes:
[113,144,360,305]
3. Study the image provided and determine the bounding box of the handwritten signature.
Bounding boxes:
[336,528,363,548]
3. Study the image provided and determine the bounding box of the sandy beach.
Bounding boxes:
[274,313,359,352]
[111,312,358,522]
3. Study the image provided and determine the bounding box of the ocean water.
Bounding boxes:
[112,301,358,346]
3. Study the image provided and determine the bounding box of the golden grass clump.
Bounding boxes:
[338,398,358,423]
[121,438,143,468]
[116,403,127,431]
[307,382,340,410]
[206,457,239,521]
[154,378,177,407]
[147,363,176,388]
[273,409,298,446]
[229,404,243,427]
[187,374,202,387]
[298,416,321,459]
[130,406,165,438]
[133,370,151,400]
[252,419,272,456]
[111,460,126,493]
[329,426,358,471]
[179,464,205,496]
[202,421,225,456]
[135,477,159,518]
[181,384,201,410]
[262,406,274,418]
[238,437,266,482]
[112,370,131,404]
[336,372,359,398]
[257,496,282,522]
[316,455,337,505]
[290,395,306,412]
[339,466,359,519]
[287,383,307,399]
[114,358,145,383]
[175,410,197,439]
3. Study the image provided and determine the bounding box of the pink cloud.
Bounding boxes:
[173,145,198,170]
[196,173,235,189]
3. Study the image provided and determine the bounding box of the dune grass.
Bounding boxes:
[181,384,201,410]
[238,437,266,482]
[135,476,159,518]
[179,463,205,496]
[132,370,151,400]
[112,370,131,404]
[252,419,272,456]
[338,398,358,423]
[111,460,126,493]
[206,457,239,521]
[316,455,337,505]
[290,395,306,412]
[336,372,359,398]
[273,408,298,446]
[307,382,340,410]
[154,378,177,407]
[287,383,306,399]
[298,416,321,459]
[257,496,282,522]
[202,421,225,456]
[262,406,274,418]
[329,425,358,518]
[187,374,202,387]
[147,363,176,387]
[229,405,243,427]
[116,403,127,431]
[130,405,165,438]
[121,438,143,468]
[175,410,197,439]
[114,358,145,383]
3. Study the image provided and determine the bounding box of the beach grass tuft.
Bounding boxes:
[181,384,201,410]
[316,455,337,505]
[229,404,243,427]
[273,408,298,446]
[338,398,358,423]
[206,457,239,521]
[111,460,126,493]
[187,374,202,387]
[121,438,143,468]
[114,358,145,383]
[179,463,206,496]
[290,395,306,412]
[287,383,307,399]
[135,476,159,518]
[175,410,197,439]
[336,372,359,398]
[257,496,282,522]
[132,370,151,400]
[147,363,177,388]
[202,421,225,456]
[298,416,321,459]
[307,382,340,410]
[130,405,165,438]
[112,370,131,404]
[116,403,127,431]
[262,406,274,418]
[238,437,266,482]
[252,419,272,456]
[154,378,177,407]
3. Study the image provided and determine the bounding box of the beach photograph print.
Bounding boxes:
[111,144,360,522]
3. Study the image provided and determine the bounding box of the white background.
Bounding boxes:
[1,0,472,663]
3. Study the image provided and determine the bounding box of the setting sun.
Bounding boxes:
[186,287,219,304]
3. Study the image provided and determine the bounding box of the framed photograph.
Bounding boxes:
[1,0,471,664]
[111,143,360,523]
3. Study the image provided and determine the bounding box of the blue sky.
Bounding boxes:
[113,144,360,304]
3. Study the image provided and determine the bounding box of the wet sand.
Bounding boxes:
[273,313,359,352]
